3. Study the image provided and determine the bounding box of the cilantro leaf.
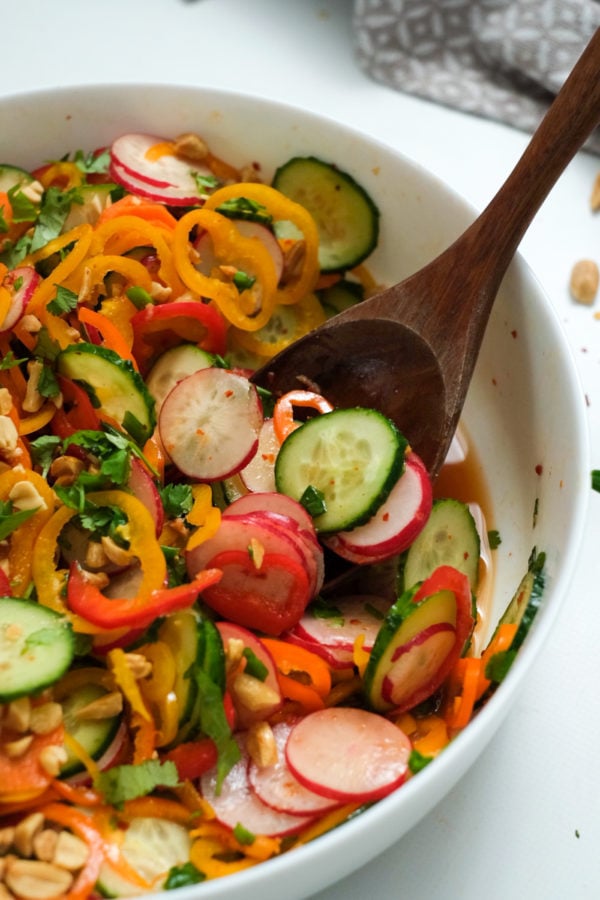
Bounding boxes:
[300,484,327,517]
[592,470,600,492]
[30,187,83,253]
[37,364,60,399]
[0,351,27,370]
[7,185,39,223]
[0,500,39,541]
[29,434,61,476]
[160,483,193,519]
[73,148,111,175]
[34,327,61,363]
[95,759,179,807]
[233,822,256,845]
[165,863,206,889]
[408,749,433,774]
[215,196,272,225]
[0,206,8,234]
[47,285,78,316]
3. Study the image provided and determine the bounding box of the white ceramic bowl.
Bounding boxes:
[0,84,590,900]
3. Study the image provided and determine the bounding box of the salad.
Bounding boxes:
[0,130,543,896]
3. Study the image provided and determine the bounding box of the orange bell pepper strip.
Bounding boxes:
[90,216,182,294]
[0,723,65,803]
[172,208,279,331]
[37,161,83,190]
[260,638,332,713]
[443,655,484,730]
[77,305,138,367]
[273,389,334,443]
[96,193,178,230]
[475,621,519,700]
[204,183,320,305]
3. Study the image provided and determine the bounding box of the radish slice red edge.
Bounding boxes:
[200,735,313,837]
[248,720,343,817]
[324,452,432,564]
[285,708,411,803]
[0,266,40,333]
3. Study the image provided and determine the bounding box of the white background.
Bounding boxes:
[2,1,600,897]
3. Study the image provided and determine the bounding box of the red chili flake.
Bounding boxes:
[511,330,518,339]
[382,512,390,522]
[535,464,543,475]
[224,390,234,398]
[491,377,497,386]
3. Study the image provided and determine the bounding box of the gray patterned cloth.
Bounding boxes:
[353,0,600,148]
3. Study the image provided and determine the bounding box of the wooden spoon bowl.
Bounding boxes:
[253,28,600,477]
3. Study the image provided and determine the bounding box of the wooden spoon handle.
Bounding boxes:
[464,26,600,293]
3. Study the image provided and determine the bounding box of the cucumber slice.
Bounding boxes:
[272,156,380,272]
[0,599,74,702]
[363,585,458,713]
[0,163,35,194]
[62,184,116,230]
[97,817,192,897]
[318,279,365,318]
[56,342,156,445]
[274,407,405,533]
[402,498,480,591]
[157,609,200,732]
[146,343,213,411]
[59,681,122,777]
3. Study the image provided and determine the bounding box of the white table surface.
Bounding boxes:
[3,1,600,897]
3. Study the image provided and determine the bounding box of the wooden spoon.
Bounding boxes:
[252,28,600,478]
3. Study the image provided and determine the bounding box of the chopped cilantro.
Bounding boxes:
[29,434,61,477]
[73,148,111,175]
[408,749,433,774]
[242,647,268,681]
[7,185,39,223]
[487,529,502,549]
[592,469,600,492]
[0,206,8,234]
[164,862,206,889]
[33,327,61,363]
[300,484,327,517]
[126,285,152,309]
[233,822,256,845]
[47,285,78,316]
[162,545,188,587]
[191,171,220,194]
[160,483,194,519]
[37,364,60,400]
[484,648,516,684]
[95,759,179,807]
[30,187,83,253]
[233,270,256,293]
[0,500,39,541]
[0,351,27,370]
[216,196,272,225]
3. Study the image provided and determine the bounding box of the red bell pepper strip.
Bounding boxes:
[51,375,101,439]
[162,738,219,781]
[131,299,227,369]
[67,562,222,630]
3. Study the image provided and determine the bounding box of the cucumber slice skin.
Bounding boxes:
[402,498,480,592]
[0,163,35,193]
[60,682,122,777]
[56,342,156,445]
[0,598,74,702]
[274,407,406,534]
[272,156,380,273]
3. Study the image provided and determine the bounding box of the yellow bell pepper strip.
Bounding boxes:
[395,712,449,757]
[98,295,138,350]
[37,161,84,189]
[24,223,93,315]
[204,183,320,306]
[0,466,56,596]
[186,484,222,551]
[137,640,180,747]
[90,216,183,295]
[64,252,154,300]
[108,647,152,722]
[17,402,56,436]
[172,208,279,331]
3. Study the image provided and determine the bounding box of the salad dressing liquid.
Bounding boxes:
[435,424,495,653]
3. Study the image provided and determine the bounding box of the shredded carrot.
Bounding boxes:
[96,193,178,229]
[120,795,193,824]
[476,622,518,700]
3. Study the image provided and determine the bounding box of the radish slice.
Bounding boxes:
[110,132,215,198]
[249,720,342,817]
[0,266,40,333]
[324,452,432,564]
[66,721,128,785]
[285,708,411,802]
[158,367,262,480]
[216,622,283,726]
[239,419,279,493]
[108,158,202,207]
[200,735,311,836]
[127,457,164,537]
[284,594,391,670]
[223,491,314,533]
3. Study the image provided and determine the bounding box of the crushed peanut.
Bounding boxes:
[570,258,599,304]
[590,172,600,211]
[8,481,47,513]
[38,744,68,777]
[4,858,73,900]
[231,672,281,713]
[75,690,123,721]
[22,361,45,414]
[13,814,44,859]
[0,388,13,415]
[174,132,209,163]
[245,721,278,768]
[29,702,63,736]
